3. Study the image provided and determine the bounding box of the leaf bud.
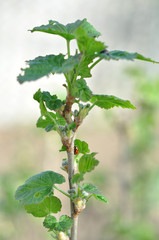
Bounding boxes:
[82,191,89,197]
[74,198,86,213]
[59,125,65,131]
[68,187,76,197]
[73,109,79,117]
[79,104,90,119]
[58,232,69,240]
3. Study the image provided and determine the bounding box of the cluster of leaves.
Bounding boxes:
[18,18,157,83]
[15,171,72,236]
[17,18,159,137]
[17,18,158,138]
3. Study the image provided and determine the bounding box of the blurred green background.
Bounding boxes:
[0,1,159,239]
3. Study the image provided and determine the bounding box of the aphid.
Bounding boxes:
[74,146,79,155]
[100,49,109,55]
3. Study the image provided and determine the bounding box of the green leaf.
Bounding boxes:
[80,19,101,38]
[67,122,76,130]
[36,112,66,132]
[75,27,106,56]
[93,194,108,203]
[82,183,101,194]
[90,95,136,110]
[24,196,62,217]
[15,171,65,205]
[77,60,92,78]
[42,92,63,111]
[31,19,83,40]
[33,88,42,102]
[17,54,80,83]
[56,215,73,231]
[36,114,55,129]
[36,113,56,132]
[78,153,99,173]
[43,215,73,231]
[55,113,67,126]
[71,79,92,102]
[74,27,106,78]
[59,145,67,152]
[43,215,57,229]
[99,50,159,63]
[136,53,159,63]
[72,173,84,184]
[74,139,90,154]
[30,18,101,40]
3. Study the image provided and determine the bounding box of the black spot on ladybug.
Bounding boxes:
[74,146,79,155]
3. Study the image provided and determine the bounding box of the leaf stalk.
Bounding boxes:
[54,185,73,200]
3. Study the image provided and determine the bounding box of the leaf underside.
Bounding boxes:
[17,54,80,83]
[99,50,159,64]
[90,95,136,110]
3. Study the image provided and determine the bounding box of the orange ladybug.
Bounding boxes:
[74,146,79,155]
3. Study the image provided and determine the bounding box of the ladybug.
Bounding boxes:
[74,146,79,155]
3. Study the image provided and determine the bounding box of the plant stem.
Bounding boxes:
[67,138,79,240]
[71,216,78,240]
[67,40,71,58]
[89,58,102,70]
